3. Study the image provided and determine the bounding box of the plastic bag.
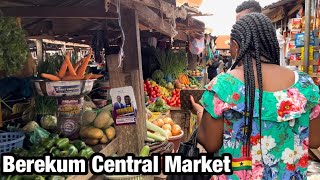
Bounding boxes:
[29,127,50,145]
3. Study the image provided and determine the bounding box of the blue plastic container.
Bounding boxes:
[0,132,25,155]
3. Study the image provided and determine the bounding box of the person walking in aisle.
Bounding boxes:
[191,13,320,180]
[207,58,220,81]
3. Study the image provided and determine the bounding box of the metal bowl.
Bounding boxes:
[33,79,96,97]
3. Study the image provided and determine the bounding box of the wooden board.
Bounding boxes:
[180,89,205,113]
[67,138,119,180]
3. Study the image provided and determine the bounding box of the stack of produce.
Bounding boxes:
[80,109,116,146]
[5,135,94,180]
[150,117,182,137]
[146,120,168,142]
[144,80,161,100]
[188,69,203,77]
[40,50,103,81]
[147,98,170,113]
[164,89,181,107]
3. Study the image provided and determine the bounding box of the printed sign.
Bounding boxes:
[46,81,81,96]
[110,86,137,125]
[57,97,84,117]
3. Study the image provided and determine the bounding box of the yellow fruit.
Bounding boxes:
[81,127,104,139]
[100,135,109,144]
[84,138,99,146]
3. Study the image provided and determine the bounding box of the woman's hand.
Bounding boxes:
[190,95,204,115]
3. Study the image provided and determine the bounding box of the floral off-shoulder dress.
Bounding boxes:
[200,71,320,180]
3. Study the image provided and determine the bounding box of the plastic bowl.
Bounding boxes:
[168,130,184,152]
[33,79,96,97]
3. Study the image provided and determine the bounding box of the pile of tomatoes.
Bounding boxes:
[162,89,181,107]
[144,80,161,99]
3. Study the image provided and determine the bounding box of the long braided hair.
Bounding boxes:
[230,13,280,157]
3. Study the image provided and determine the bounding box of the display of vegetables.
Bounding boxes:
[144,80,161,99]
[151,117,182,137]
[146,120,168,142]
[80,109,116,146]
[40,50,103,81]
[147,98,170,113]
[5,134,95,180]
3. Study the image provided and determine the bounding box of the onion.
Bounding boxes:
[162,124,172,131]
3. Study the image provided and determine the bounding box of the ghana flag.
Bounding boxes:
[232,157,252,171]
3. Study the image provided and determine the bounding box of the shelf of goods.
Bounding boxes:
[289,30,320,77]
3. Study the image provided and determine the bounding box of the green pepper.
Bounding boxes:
[10,176,21,180]
[64,144,78,157]
[79,149,88,158]
[35,147,46,156]
[83,146,94,159]
[55,138,69,150]
[48,176,65,180]
[42,138,56,150]
[50,147,61,157]
[72,140,86,150]
[49,133,59,139]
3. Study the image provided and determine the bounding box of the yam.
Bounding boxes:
[82,110,97,125]
[84,138,99,146]
[94,111,111,129]
[105,127,116,140]
[81,127,104,139]
[103,118,114,129]
[100,135,109,144]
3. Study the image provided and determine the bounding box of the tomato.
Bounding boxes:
[157,93,161,97]
[152,94,157,98]
[151,91,156,95]
[177,100,181,104]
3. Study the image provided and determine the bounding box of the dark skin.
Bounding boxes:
[192,39,320,153]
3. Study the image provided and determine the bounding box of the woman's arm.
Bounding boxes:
[310,118,320,149]
[197,111,224,153]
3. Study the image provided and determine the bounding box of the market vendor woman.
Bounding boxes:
[191,13,320,179]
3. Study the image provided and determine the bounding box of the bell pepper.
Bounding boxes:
[42,138,56,150]
[55,138,69,150]
[49,133,59,139]
[50,147,61,157]
[72,140,86,150]
[66,144,78,157]
[48,176,65,180]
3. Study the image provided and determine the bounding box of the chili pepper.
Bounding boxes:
[42,138,56,150]
[72,140,86,150]
[55,138,69,150]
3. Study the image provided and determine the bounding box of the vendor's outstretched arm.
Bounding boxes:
[197,111,224,154]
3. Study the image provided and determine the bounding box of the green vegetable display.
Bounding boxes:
[0,17,28,77]
[55,138,69,150]
[147,98,170,113]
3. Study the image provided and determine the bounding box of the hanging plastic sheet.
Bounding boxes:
[189,36,205,55]
[205,44,214,61]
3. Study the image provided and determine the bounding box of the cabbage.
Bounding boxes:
[22,121,39,133]
[40,115,57,130]
[152,70,164,83]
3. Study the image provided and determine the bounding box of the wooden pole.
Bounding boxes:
[304,0,311,73]
[107,7,146,155]
[36,39,43,62]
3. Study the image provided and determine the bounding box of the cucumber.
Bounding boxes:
[139,145,150,157]
[146,120,168,139]
[147,131,166,142]
[145,137,155,142]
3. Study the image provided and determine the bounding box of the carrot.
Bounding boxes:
[41,73,61,81]
[58,58,68,78]
[62,75,85,81]
[65,52,77,76]
[84,73,93,80]
[77,49,92,76]
[74,60,82,72]
[90,74,103,79]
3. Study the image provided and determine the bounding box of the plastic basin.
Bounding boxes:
[168,130,184,152]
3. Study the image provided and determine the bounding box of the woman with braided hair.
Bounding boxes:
[191,13,320,179]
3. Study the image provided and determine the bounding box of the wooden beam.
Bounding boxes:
[0,6,118,19]
[288,4,303,16]
[134,3,176,37]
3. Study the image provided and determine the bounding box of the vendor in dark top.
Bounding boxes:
[207,59,220,81]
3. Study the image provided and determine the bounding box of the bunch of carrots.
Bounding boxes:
[41,49,103,81]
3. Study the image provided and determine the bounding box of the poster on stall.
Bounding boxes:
[110,86,137,125]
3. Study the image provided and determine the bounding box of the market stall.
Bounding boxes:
[0,0,209,179]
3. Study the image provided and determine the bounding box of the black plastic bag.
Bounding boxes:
[166,128,212,180]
